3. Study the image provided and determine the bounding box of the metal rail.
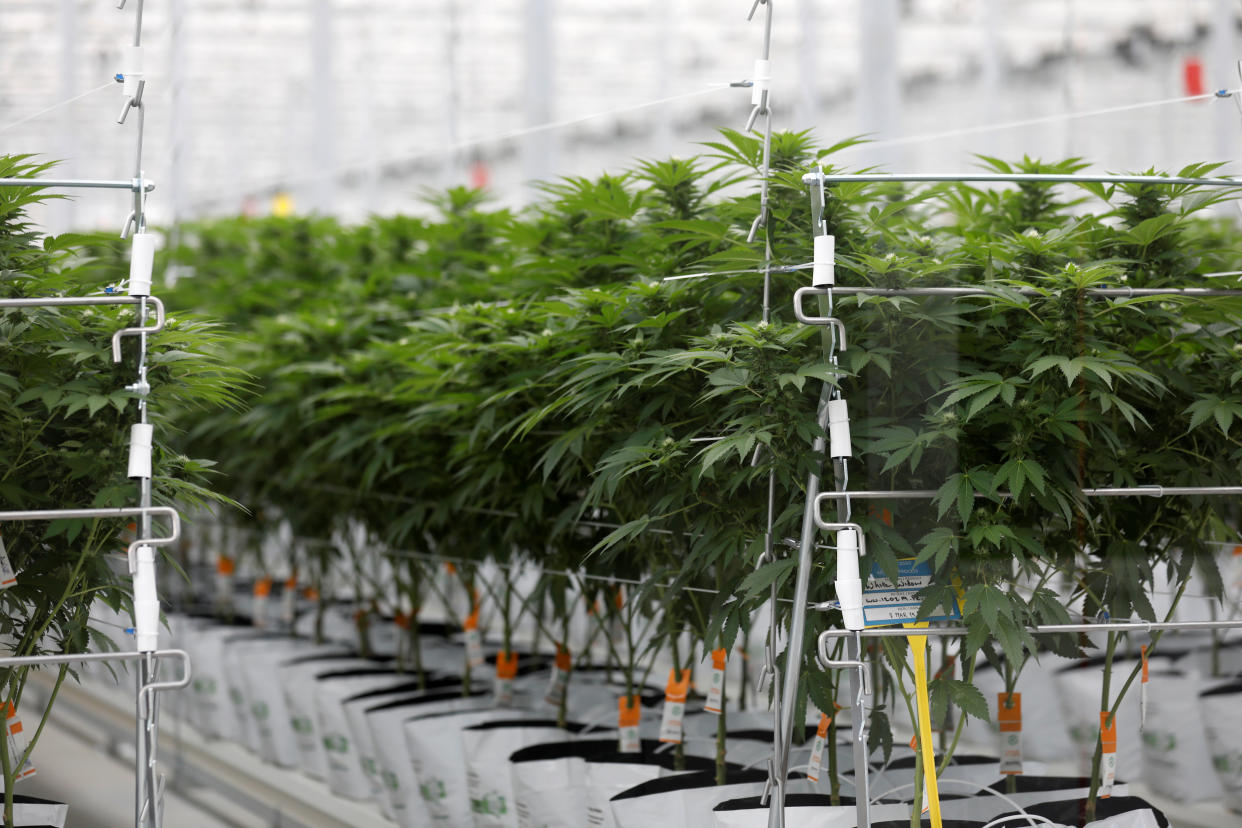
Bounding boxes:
[0,295,168,362]
[803,285,1242,298]
[800,172,1242,188]
[0,177,155,192]
[817,619,1242,650]
[814,486,1242,527]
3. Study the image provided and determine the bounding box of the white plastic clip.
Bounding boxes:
[127,423,153,479]
[834,528,865,631]
[128,232,156,296]
[827,399,851,460]
[751,59,771,107]
[813,234,835,287]
[132,544,160,652]
[122,46,144,99]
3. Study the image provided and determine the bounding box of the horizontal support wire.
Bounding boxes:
[821,285,1242,298]
[818,619,1242,644]
[801,172,1242,187]
[0,506,177,523]
[0,177,153,192]
[0,649,188,672]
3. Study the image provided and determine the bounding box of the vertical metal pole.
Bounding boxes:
[522,0,555,200]
[858,0,901,170]
[1210,0,1237,166]
[311,0,336,214]
[58,0,78,233]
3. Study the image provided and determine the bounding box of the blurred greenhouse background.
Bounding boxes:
[2,0,1240,233]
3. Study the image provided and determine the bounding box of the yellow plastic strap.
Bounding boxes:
[907,622,943,828]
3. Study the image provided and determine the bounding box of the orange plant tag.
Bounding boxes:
[1099,711,1118,797]
[998,692,1022,775]
[394,611,411,630]
[546,644,573,707]
[445,562,457,575]
[494,651,519,707]
[253,576,273,598]
[704,648,728,714]
[216,556,235,576]
[659,669,691,743]
[555,644,572,671]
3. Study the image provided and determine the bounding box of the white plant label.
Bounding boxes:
[657,698,684,744]
[280,584,296,625]
[545,667,568,707]
[619,724,640,753]
[806,733,827,783]
[464,628,484,668]
[494,677,514,708]
[5,704,35,781]
[1100,711,1117,797]
[0,535,16,590]
[704,647,727,714]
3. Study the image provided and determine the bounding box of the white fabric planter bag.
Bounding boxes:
[313,669,414,799]
[184,624,270,740]
[1054,655,1171,782]
[1199,679,1242,813]
[1139,669,1223,801]
[237,639,351,767]
[1173,641,1242,679]
[405,707,539,826]
[583,740,713,827]
[867,754,1000,804]
[971,656,1076,761]
[0,794,69,827]
[278,655,380,779]
[509,738,636,828]
[994,794,1169,828]
[609,768,813,828]
[366,691,490,828]
[340,678,466,804]
[220,632,291,755]
[712,793,907,827]
[462,719,577,827]
[931,776,1130,823]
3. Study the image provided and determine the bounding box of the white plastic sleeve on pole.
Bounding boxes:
[127,423,153,479]
[836,529,860,580]
[133,545,160,652]
[123,45,144,99]
[751,58,771,105]
[813,234,835,286]
[827,399,851,459]
[835,578,865,631]
[128,232,156,296]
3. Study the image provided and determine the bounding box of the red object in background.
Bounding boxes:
[1184,57,1206,97]
[469,159,491,190]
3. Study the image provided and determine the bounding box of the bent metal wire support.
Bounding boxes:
[0,295,168,362]
[798,285,1242,300]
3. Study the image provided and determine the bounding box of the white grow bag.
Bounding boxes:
[584,740,718,827]
[0,794,69,827]
[971,655,1076,761]
[1139,669,1223,802]
[405,707,539,826]
[236,639,351,766]
[509,738,630,828]
[993,794,1169,827]
[930,775,1130,823]
[366,691,490,828]
[277,655,382,779]
[462,718,581,827]
[609,768,813,828]
[712,793,907,827]
[339,677,466,804]
[312,669,416,799]
[1199,679,1242,813]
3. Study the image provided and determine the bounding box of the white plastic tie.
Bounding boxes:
[122,45,144,100]
[128,232,155,296]
[751,59,771,106]
[132,544,160,652]
[827,398,851,459]
[127,422,153,479]
[813,234,835,287]
[835,528,864,631]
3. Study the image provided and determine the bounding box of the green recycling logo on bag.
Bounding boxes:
[420,778,447,801]
[471,791,507,816]
[322,733,349,753]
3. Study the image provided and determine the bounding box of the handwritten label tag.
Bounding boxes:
[4,703,35,781]
[704,648,727,714]
[546,645,572,707]
[998,692,1022,775]
[658,669,690,744]
[861,558,962,627]
[280,576,297,624]
[494,651,518,708]
[618,695,641,753]
[1100,711,1117,798]
[0,534,16,590]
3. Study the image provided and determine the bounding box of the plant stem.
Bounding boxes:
[1085,630,1117,822]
